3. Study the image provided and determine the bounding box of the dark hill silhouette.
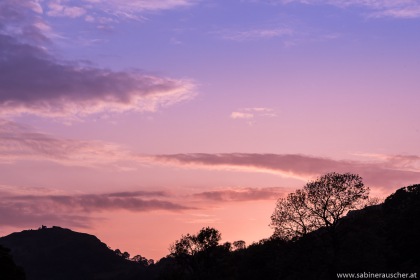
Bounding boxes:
[1,184,419,280]
[0,226,148,280]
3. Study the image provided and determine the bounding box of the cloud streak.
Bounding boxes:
[92,0,196,12]
[0,189,191,228]
[230,108,276,124]
[278,0,420,18]
[152,153,420,191]
[2,121,420,192]
[0,205,91,229]
[0,119,135,167]
[193,187,287,202]
[47,1,87,18]
[42,0,196,22]
[221,27,293,41]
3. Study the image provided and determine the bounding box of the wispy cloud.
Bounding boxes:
[370,6,420,19]
[0,184,284,229]
[151,153,420,191]
[0,189,191,228]
[2,121,420,191]
[221,27,293,41]
[10,192,189,213]
[0,205,91,228]
[230,107,277,119]
[47,1,87,18]
[84,0,196,12]
[277,0,420,19]
[194,187,287,202]
[230,112,254,120]
[42,0,196,23]
[230,108,276,124]
[0,119,135,167]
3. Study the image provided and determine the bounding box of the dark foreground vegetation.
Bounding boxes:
[0,244,25,280]
[1,175,419,280]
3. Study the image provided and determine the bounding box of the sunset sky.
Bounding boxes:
[1,0,420,260]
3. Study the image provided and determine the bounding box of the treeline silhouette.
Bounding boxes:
[154,177,419,279]
[0,174,419,280]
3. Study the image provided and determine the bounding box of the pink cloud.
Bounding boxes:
[0,205,91,228]
[280,0,420,19]
[0,190,192,228]
[231,112,254,119]
[193,187,288,202]
[2,122,419,193]
[230,108,276,122]
[44,0,196,23]
[47,1,87,18]
[83,0,195,11]
[152,153,420,191]
[0,119,135,167]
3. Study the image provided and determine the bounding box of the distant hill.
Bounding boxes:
[0,226,147,280]
[1,184,419,280]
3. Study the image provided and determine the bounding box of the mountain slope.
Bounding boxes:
[0,226,146,280]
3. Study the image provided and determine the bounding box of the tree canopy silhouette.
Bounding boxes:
[169,227,221,257]
[232,240,246,250]
[270,172,369,240]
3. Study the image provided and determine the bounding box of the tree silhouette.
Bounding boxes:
[270,172,369,240]
[166,227,223,279]
[114,249,122,257]
[232,240,246,250]
[131,254,154,266]
[271,172,369,279]
[270,189,317,240]
[195,227,221,251]
[169,227,221,257]
[122,251,130,260]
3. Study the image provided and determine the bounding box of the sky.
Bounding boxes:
[1,0,420,260]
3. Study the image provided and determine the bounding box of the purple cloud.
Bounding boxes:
[0,190,192,228]
[0,33,195,118]
[152,153,420,191]
[5,190,190,212]
[0,0,51,44]
[279,0,420,19]
[0,1,195,119]
[2,121,419,193]
[194,187,287,202]
[0,205,92,228]
[45,0,195,20]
